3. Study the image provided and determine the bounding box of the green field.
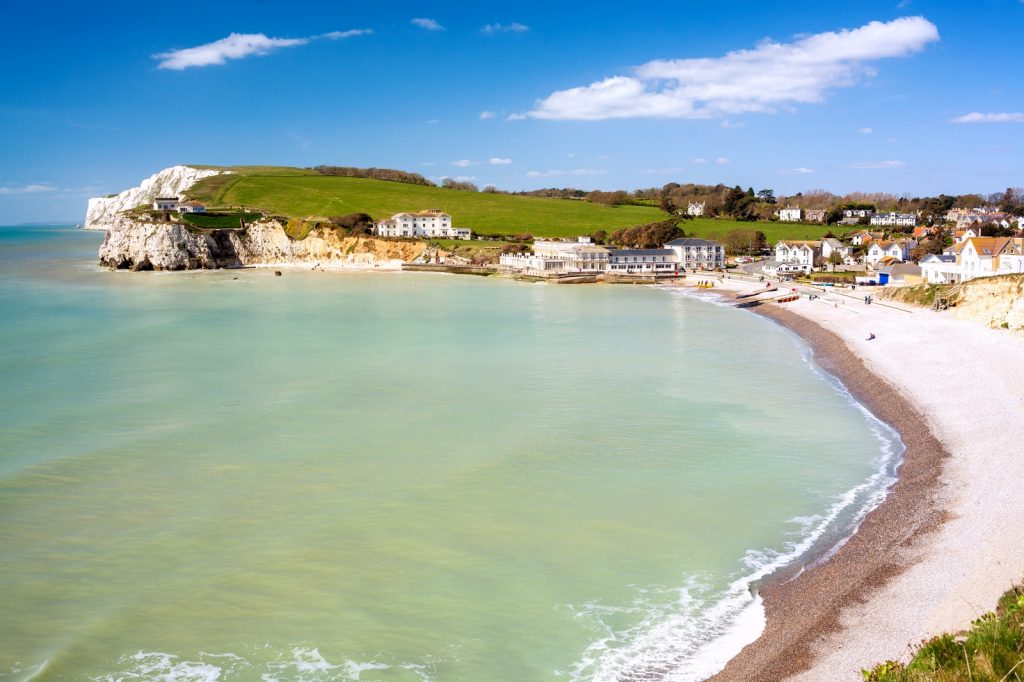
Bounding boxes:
[185,166,843,242]
[181,211,262,229]
[683,217,838,244]
[188,169,666,238]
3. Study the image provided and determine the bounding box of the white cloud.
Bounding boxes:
[721,120,747,128]
[482,22,529,34]
[692,158,707,164]
[153,30,370,70]
[526,169,607,178]
[425,118,441,124]
[849,160,906,169]
[0,183,57,195]
[951,112,1024,124]
[421,162,436,167]
[518,17,939,120]
[452,159,479,167]
[488,158,512,165]
[411,18,444,31]
[479,111,496,120]
[322,29,372,40]
[453,176,476,182]
[857,126,874,134]
[715,157,730,165]
[779,167,815,175]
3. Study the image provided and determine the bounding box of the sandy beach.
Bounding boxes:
[696,276,1024,680]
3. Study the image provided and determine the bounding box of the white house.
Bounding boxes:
[920,238,1024,284]
[864,239,916,269]
[773,240,822,273]
[848,230,884,246]
[821,238,850,261]
[178,200,207,214]
[954,228,978,244]
[920,253,960,284]
[779,207,803,222]
[153,197,179,211]
[374,210,470,239]
[687,201,705,217]
[663,238,725,271]
[870,212,918,228]
[606,249,678,275]
[843,208,874,220]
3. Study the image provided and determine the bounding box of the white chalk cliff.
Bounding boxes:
[84,165,226,230]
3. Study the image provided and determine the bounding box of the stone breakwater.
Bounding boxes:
[99,217,430,270]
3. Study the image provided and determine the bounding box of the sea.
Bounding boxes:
[0,226,901,681]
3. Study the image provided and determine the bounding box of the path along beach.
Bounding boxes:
[697,276,1024,680]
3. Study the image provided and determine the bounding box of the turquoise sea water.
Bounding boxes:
[0,227,900,681]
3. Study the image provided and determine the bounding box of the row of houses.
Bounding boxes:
[499,237,725,276]
[766,235,918,275]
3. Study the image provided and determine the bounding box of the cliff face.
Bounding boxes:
[951,274,1024,331]
[99,217,430,271]
[85,166,225,230]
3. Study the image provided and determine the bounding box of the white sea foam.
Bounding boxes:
[566,290,904,681]
[93,647,438,682]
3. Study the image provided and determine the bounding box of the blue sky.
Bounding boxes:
[1,0,1022,223]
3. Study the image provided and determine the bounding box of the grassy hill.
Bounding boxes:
[186,166,841,242]
[188,167,666,238]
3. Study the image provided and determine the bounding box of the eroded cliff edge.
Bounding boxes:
[99,217,430,270]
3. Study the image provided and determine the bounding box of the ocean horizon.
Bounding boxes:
[0,226,901,681]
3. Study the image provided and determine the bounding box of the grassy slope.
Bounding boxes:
[186,167,842,241]
[190,173,666,238]
[864,585,1023,681]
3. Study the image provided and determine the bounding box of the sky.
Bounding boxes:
[1,0,1022,223]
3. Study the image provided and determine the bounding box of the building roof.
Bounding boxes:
[778,240,822,247]
[664,238,722,247]
[609,248,675,256]
[154,197,179,201]
[921,253,956,263]
[878,262,921,277]
[823,238,844,248]
[395,210,450,218]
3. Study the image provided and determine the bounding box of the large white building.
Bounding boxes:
[870,212,918,228]
[864,239,917,269]
[499,238,609,275]
[374,210,471,239]
[606,249,678,275]
[664,238,725,270]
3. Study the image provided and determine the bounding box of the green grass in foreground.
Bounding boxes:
[864,585,1024,681]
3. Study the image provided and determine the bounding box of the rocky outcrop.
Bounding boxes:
[98,217,430,271]
[85,166,226,230]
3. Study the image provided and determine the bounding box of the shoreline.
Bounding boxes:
[696,277,1024,680]
[706,294,949,681]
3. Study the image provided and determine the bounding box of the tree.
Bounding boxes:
[610,220,685,248]
[590,230,607,245]
[722,228,764,255]
[757,188,776,204]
